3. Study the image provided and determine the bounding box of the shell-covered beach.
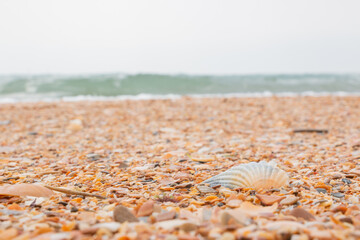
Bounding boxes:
[1,96,360,239]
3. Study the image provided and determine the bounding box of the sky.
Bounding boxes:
[0,0,360,75]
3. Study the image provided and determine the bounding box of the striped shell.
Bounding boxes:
[202,161,289,190]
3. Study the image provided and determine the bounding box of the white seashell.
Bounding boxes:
[202,161,289,190]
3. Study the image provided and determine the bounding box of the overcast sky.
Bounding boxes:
[0,0,359,75]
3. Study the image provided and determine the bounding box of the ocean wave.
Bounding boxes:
[0,73,359,103]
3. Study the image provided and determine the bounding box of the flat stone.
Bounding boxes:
[113,205,139,223]
[196,184,217,194]
[86,153,100,161]
[227,199,242,208]
[289,208,315,221]
[342,178,352,184]
[280,195,299,205]
[137,200,155,217]
[156,211,176,222]
[256,194,286,206]
[316,188,327,194]
[331,192,345,198]
[329,172,343,179]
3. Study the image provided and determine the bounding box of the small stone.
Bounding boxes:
[119,162,129,168]
[342,178,352,184]
[256,194,286,206]
[156,211,176,222]
[196,184,217,194]
[280,195,299,205]
[330,172,343,179]
[331,192,345,198]
[289,208,315,221]
[70,207,78,212]
[176,182,193,189]
[137,200,155,217]
[227,199,242,208]
[339,216,353,224]
[86,153,100,161]
[316,188,327,194]
[113,205,139,223]
[179,222,197,232]
[331,204,347,214]
[58,201,68,206]
[28,131,38,135]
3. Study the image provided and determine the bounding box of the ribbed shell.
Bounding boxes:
[202,161,288,190]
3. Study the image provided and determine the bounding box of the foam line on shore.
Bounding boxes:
[1,91,360,104]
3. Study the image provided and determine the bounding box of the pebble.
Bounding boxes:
[137,200,155,217]
[196,185,217,194]
[331,192,345,198]
[70,207,78,212]
[113,205,139,223]
[226,199,242,208]
[342,178,352,184]
[329,172,343,179]
[156,211,176,222]
[280,195,299,205]
[255,194,285,206]
[289,208,315,221]
[316,188,327,194]
[86,153,100,161]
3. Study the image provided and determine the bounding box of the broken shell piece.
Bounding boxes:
[202,161,289,190]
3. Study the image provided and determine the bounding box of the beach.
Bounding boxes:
[1,96,360,239]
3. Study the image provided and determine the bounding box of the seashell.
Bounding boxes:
[202,161,288,190]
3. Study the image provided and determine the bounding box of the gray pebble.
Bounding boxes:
[86,153,100,161]
[316,188,327,194]
[332,192,345,198]
[342,178,352,184]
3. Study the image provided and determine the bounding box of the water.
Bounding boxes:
[0,73,359,102]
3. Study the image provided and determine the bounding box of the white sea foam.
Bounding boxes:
[1,92,360,104]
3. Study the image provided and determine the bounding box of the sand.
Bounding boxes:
[1,96,360,239]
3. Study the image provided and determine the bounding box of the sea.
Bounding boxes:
[0,73,359,103]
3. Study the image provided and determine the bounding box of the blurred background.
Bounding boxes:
[0,0,359,102]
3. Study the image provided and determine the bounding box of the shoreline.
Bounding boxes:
[1,91,360,104]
